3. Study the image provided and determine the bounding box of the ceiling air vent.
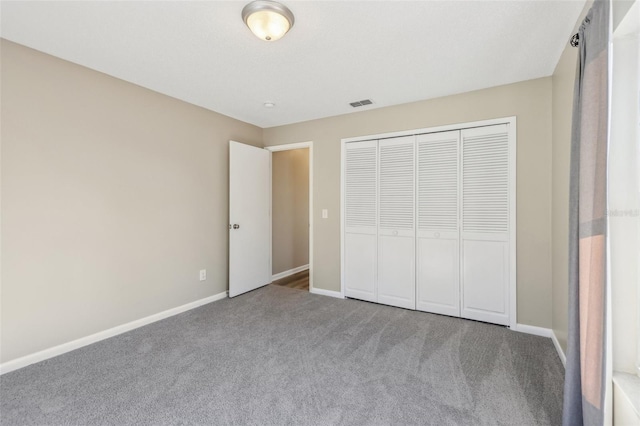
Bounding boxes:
[349,99,373,108]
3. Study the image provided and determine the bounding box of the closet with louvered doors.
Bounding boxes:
[342,120,515,327]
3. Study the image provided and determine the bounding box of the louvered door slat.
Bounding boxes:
[462,128,509,233]
[379,139,414,231]
[345,143,377,230]
[417,133,459,231]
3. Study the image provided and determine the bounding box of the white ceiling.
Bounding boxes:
[1,0,586,128]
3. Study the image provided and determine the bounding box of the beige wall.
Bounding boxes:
[264,78,554,328]
[551,41,577,354]
[0,40,263,363]
[271,149,309,275]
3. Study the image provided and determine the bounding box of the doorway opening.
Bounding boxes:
[266,142,313,292]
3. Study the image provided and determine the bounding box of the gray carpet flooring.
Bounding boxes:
[0,285,564,425]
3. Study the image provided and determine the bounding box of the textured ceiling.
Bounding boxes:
[1,1,586,128]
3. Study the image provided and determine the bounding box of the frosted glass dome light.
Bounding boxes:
[242,1,295,42]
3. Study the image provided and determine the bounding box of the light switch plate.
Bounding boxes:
[199,269,207,281]
[322,209,328,219]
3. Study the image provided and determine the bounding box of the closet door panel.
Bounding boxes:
[416,131,460,317]
[378,234,415,309]
[345,233,377,302]
[462,237,508,324]
[460,124,511,326]
[377,136,415,309]
[344,140,377,302]
[417,236,459,316]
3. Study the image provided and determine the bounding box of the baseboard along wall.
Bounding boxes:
[271,264,309,281]
[310,287,344,299]
[550,330,567,367]
[0,291,228,375]
[514,323,552,338]
[513,323,566,367]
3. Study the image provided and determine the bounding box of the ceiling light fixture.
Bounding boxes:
[242,1,295,42]
[264,102,275,108]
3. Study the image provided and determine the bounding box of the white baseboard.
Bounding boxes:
[271,264,309,281]
[551,330,567,367]
[513,324,566,367]
[0,291,228,375]
[514,323,552,338]
[310,287,344,299]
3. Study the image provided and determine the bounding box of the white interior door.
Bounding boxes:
[460,125,511,325]
[229,141,271,298]
[344,140,378,302]
[416,131,460,317]
[377,136,415,310]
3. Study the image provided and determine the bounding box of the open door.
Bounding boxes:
[229,141,271,297]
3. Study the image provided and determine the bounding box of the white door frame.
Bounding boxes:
[265,142,314,291]
[341,116,517,329]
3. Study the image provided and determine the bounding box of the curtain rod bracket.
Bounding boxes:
[570,33,580,47]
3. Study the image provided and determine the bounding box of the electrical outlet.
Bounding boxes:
[322,209,328,219]
[199,269,207,281]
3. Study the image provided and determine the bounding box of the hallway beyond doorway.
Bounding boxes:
[271,270,309,291]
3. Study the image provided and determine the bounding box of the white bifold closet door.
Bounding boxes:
[460,124,511,326]
[416,131,460,317]
[377,136,415,309]
[344,140,378,302]
[343,122,513,326]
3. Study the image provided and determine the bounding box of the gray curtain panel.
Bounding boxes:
[562,0,610,425]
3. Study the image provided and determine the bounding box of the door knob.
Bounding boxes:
[233,224,240,229]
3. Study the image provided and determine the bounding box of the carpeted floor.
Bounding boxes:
[0,285,564,425]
